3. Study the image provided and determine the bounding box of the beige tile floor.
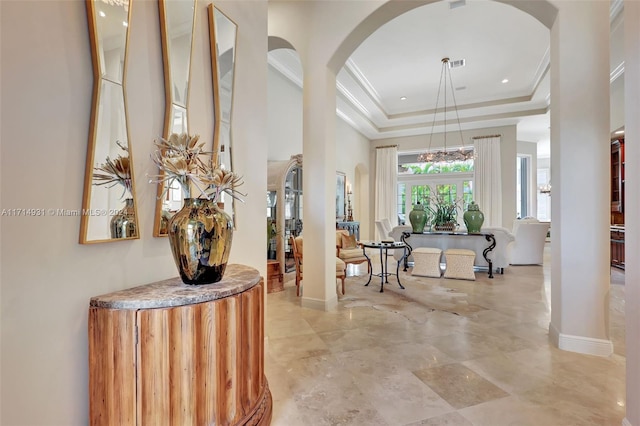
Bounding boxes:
[265,246,626,426]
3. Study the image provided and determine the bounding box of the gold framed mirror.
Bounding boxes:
[154,0,198,236]
[80,0,139,244]
[208,5,238,227]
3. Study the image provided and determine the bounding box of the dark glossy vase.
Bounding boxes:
[463,201,484,233]
[168,198,233,284]
[409,203,428,233]
[110,198,137,239]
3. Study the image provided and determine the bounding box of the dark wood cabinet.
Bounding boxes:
[610,227,625,269]
[611,138,625,215]
[610,138,625,270]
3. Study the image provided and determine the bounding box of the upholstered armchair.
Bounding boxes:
[290,235,346,296]
[336,230,370,273]
[375,218,393,240]
[509,219,550,265]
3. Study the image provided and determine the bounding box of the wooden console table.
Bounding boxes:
[88,264,272,425]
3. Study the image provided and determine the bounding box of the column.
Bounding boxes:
[300,60,339,311]
[549,1,612,356]
[624,1,640,424]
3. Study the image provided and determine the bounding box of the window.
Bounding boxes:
[516,155,530,218]
[397,158,474,226]
[397,183,406,225]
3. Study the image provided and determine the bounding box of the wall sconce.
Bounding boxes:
[539,183,552,195]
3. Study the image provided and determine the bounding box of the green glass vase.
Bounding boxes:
[463,201,484,233]
[409,203,428,233]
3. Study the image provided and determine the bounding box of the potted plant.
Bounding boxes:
[427,195,461,232]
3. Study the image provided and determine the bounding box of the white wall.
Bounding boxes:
[372,125,518,230]
[610,6,625,133]
[611,76,625,132]
[268,63,303,160]
[0,1,268,424]
[335,117,371,239]
[267,64,372,237]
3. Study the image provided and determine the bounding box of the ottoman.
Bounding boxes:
[412,247,443,278]
[444,249,476,280]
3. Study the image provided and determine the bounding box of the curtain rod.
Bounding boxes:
[375,144,398,149]
[471,134,501,140]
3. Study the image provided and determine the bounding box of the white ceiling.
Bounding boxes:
[268,0,624,159]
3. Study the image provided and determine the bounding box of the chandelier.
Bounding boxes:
[417,57,474,163]
[100,0,129,11]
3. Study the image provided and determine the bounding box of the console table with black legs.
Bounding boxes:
[400,230,497,278]
[360,241,408,292]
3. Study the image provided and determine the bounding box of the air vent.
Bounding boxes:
[449,0,466,9]
[455,86,467,91]
[448,59,466,69]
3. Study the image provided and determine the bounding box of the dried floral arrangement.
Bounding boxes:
[149,133,244,202]
[93,141,132,199]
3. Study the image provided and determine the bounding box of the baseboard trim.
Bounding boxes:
[301,295,338,311]
[622,417,632,426]
[549,323,613,357]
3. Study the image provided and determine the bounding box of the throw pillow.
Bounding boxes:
[341,233,357,249]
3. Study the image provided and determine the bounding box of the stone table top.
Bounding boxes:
[90,264,261,310]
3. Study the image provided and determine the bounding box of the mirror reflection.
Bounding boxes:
[155,0,197,236]
[81,0,139,243]
[209,5,237,225]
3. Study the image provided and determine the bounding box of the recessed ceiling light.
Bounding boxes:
[99,10,106,17]
[502,78,509,84]
[615,130,624,134]
[122,21,128,27]
[400,96,407,101]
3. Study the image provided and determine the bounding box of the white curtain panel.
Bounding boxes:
[473,136,502,227]
[375,146,398,240]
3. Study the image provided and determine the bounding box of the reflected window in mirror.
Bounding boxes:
[208,5,238,226]
[154,0,197,236]
[80,0,140,244]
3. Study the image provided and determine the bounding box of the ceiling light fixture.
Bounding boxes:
[615,130,624,134]
[100,0,129,11]
[417,57,474,163]
[502,78,509,83]
[400,96,407,100]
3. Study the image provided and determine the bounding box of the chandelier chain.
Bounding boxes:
[418,57,474,164]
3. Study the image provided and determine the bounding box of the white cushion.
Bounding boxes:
[509,222,550,265]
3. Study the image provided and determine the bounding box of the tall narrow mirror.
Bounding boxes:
[208,5,237,226]
[81,0,139,244]
[154,0,197,236]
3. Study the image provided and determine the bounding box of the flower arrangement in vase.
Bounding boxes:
[150,133,244,202]
[93,142,137,238]
[93,141,133,197]
[149,133,245,284]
